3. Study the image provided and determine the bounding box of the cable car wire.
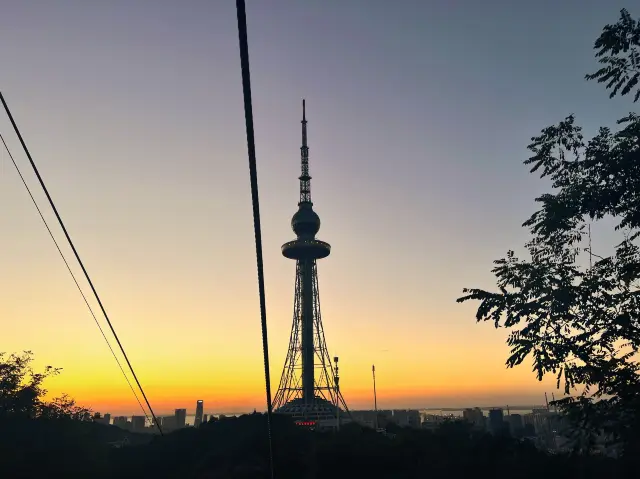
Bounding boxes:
[0,132,151,425]
[0,92,163,435]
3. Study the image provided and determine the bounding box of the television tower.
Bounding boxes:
[273,100,349,423]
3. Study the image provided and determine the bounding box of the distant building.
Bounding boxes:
[194,400,204,428]
[463,408,485,430]
[113,416,130,429]
[507,414,523,438]
[131,416,146,432]
[103,413,111,426]
[488,408,505,434]
[376,410,393,428]
[351,410,378,429]
[522,413,537,436]
[350,410,394,429]
[175,409,187,428]
[531,409,552,435]
[529,409,559,449]
[203,414,209,424]
[162,415,176,430]
[390,410,421,428]
[421,414,446,431]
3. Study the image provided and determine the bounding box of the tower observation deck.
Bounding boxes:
[273,101,349,426]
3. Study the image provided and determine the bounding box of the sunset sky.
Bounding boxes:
[0,0,632,416]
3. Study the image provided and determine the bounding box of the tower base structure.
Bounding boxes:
[276,397,349,429]
[272,258,350,429]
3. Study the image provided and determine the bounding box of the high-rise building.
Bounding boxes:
[421,414,446,431]
[103,413,111,425]
[272,101,349,426]
[162,415,176,430]
[194,400,204,428]
[391,410,421,428]
[529,409,558,448]
[463,408,485,429]
[175,408,187,428]
[203,414,209,424]
[507,413,524,437]
[488,408,505,435]
[113,416,130,429]
[350,410,377,429]
[131,416,146,432]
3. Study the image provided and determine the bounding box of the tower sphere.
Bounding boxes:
[291,202,320,237]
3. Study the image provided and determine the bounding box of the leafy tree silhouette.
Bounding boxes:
[458,8,640,463]
[0,350,91,420]
[0,351,139,477]
[586,9,640,102]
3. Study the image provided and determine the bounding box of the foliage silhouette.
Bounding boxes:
[0,350,90,420]
[0,415,145,478]
[0,351,139,477]
[458,8,640,459]
[586,9,640,102]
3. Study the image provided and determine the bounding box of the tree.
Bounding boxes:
[457,9,640,457]
[0,350,90,420]
[40,393,92,421]
[0,350,60,418]
[586,8,640,102]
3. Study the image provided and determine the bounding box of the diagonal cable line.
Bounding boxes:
[235,1,275,477]
[0,132,151,425]
[0,92,163,435]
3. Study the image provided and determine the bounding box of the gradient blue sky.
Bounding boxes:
[0,1,634,414]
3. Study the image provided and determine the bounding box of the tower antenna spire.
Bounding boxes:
[299,99,311,204]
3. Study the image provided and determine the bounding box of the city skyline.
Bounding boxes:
[0,1,630,415]
[93,402,553,424]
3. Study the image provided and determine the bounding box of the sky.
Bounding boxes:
[0,0,634,416]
